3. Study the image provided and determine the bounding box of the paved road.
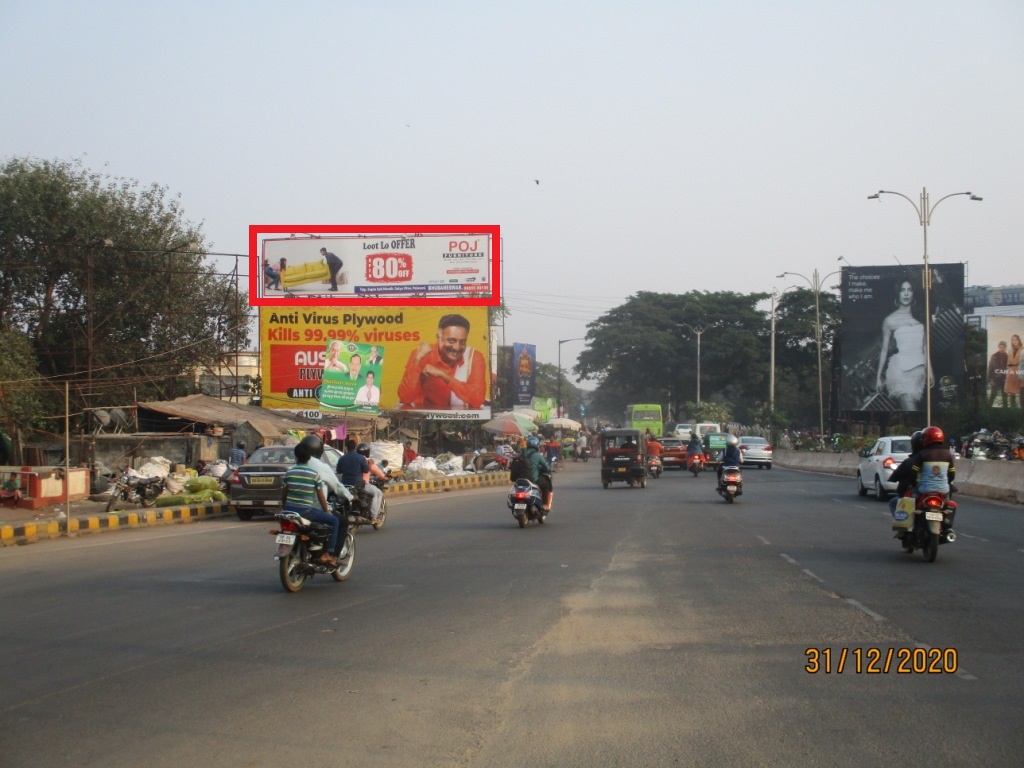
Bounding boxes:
[1,462,1021,767]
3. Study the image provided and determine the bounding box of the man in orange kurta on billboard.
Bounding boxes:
[398,313,487,409]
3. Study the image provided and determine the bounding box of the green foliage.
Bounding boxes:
[0,328,45,429]
[0,156,250,428]
[575,289,837,427]
[684,400,731,425]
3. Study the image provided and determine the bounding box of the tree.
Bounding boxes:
[0,157,249,430]
[0,328,45,435]
[576,291,774,425]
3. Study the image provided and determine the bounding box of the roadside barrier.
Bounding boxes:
[1,471,510,547]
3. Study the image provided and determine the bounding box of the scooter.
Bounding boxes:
[716,465,743,503]
[688,452,705,477]
[507,478,547,528]
[647,455,663,478]
[892,491,957,562]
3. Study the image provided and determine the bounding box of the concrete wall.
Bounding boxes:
[774,450,1024,506]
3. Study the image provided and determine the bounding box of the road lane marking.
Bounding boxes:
[845,599,885,621]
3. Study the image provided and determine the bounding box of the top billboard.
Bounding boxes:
[249,224,500,307]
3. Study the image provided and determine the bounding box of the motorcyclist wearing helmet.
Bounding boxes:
[300,434,353,498]
[910,426,956,495]
[686,432,704,464]
[300,434,353,558]
[336,438,369,501]
[524,435,554,511]
[717,433,743,481]
[357,441,387,520]
[282,439,338,567]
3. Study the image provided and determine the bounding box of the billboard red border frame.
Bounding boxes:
[248,224,500,307]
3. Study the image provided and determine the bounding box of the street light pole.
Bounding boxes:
[867,187,982,424]
[778,270,840,441]
[676,323,714,404]
[557,338,585,419]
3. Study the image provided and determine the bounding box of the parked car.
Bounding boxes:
[856,435,913,501]
[738,436,773,469]
[659,437,688,470]
[229,444,345,520]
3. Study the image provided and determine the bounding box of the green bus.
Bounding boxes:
[624,404,663,438]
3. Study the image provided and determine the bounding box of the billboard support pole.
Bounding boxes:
[867,188,983,424]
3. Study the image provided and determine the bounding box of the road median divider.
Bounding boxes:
[2,471,511,547]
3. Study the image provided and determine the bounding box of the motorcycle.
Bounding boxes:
[716,465,743,503]
[647,455,663,478]
[272,500,355,593]
[893,491,957,562]
[572,445,590,463]
[688,452,705,477]
[105,472,165,512]
[342,476,389,530]
[507,478,547,528]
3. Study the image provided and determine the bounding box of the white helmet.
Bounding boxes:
[726,434,739,447]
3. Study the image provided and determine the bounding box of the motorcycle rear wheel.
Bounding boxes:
[141,493,157,508]
[517,512,528,528]
[332,534,356,581]
[923,531,939,562]
[279,546,308,593]
[725,493,734,504]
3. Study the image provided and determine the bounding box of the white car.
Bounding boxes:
[856,436,913,501]
[738,436,772,469]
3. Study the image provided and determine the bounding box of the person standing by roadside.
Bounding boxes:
[229,441,247,466]
[402,441,417,468]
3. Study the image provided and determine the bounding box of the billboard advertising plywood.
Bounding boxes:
[261,306,491,420]
[839,264,965,412]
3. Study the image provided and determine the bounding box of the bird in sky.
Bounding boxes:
[534,180,539,185]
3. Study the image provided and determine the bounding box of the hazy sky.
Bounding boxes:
[3,1,1021,379]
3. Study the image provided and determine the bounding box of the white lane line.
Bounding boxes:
[780,553,798,565]
[845,598,885,622]
[802,568,824,582]
[756,535,770,545]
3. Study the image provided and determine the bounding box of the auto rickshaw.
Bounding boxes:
[600,428,648,488]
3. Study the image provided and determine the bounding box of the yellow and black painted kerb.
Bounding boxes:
[1,472,510,547]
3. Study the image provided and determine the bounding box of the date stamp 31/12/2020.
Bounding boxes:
[805,647,958,674]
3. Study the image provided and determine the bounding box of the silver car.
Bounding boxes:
[856,436,913,501]
[738,436,773,469]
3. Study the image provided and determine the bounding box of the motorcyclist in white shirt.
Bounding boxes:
[298,435,353,557]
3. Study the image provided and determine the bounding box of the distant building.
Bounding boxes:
[965,284,1024,313]
[196,350,260,401]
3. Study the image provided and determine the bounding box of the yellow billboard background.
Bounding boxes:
[260,306,491,419]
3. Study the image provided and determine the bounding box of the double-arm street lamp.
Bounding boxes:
[557,338,585,419]
[777,269,840,441]
[867,187,982,424]
[676,323,715,404]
